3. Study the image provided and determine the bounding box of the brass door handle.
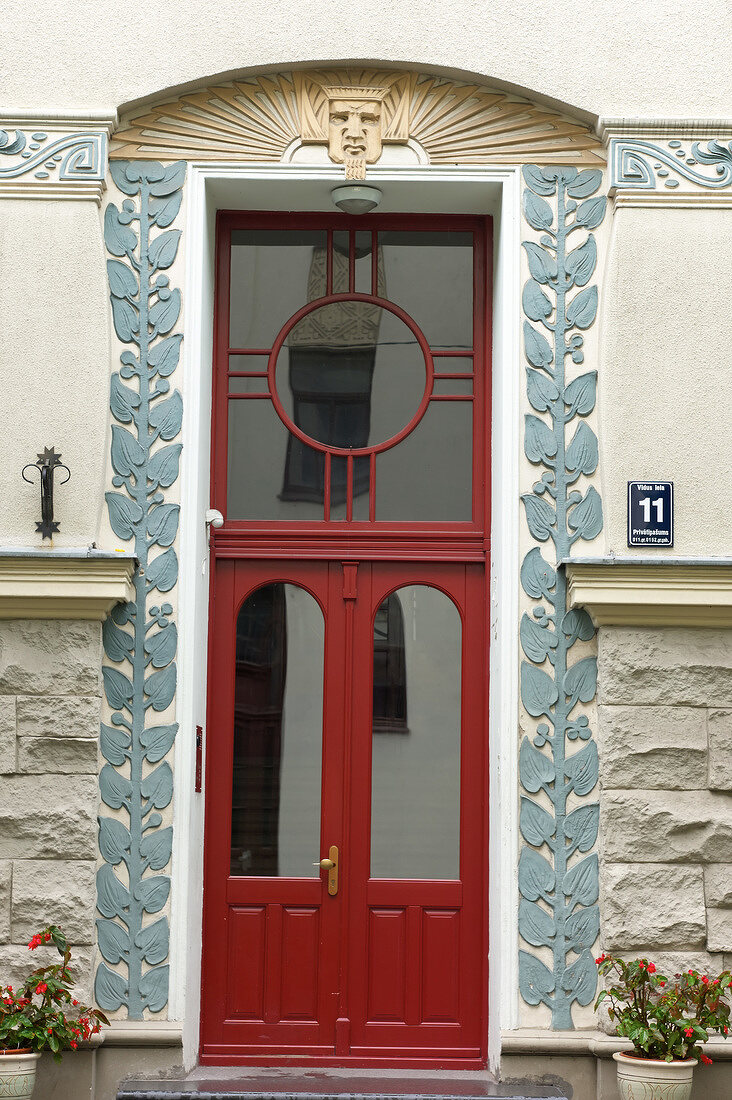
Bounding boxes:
[314,845,339,895]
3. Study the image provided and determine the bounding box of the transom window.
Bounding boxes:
[214,214,488,527]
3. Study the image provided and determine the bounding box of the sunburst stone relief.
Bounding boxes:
[111,69,604,170]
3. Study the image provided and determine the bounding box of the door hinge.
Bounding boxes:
[195,725,203,793]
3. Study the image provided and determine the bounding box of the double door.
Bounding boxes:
[201,557,487,1063]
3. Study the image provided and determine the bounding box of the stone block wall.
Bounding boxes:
[598,626,732,974]
[0,619,101,1000]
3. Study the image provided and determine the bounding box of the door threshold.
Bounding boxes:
[117,1067,569,1100]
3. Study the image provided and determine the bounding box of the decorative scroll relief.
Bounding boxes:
[0,123,108,201]
[518,165,606,1030]
[610,137,732,191]
[111,70,604,171]
[96,160,185,1018]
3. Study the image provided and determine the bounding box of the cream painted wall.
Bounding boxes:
[0,0,731,120]
[599,206,732,557]
[0,199,110,548]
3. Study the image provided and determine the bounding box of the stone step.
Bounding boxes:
[117,1075,569,1100]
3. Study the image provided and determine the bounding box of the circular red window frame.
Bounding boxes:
[267,293,435,458]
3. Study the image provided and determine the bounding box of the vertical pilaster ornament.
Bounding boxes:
[518,165,606,1029]
[96,160,185,1018]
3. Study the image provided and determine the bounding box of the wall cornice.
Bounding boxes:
[598,119,732,203]
[0,550,136,620]
[565,559,732,628]
[0,111,116,204]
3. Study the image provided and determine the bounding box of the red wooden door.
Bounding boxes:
[201,558,486,1064]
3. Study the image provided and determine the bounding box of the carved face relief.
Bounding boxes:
[328,99,383,167]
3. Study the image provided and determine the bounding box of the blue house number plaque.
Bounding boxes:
[628,481,674,546]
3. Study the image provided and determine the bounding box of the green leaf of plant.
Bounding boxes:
[562,607,595,646]
[564,656,598,705]
[139,963,170,1012]
[147,503,180,548]
[104,204,137,256]
[102,617,133,663]
[111,297,139,343]
[150,190,183,228]
[145,548,178,593]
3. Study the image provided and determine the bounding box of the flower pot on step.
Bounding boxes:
[613,1051,697,1100]
[0,1050,40,1099]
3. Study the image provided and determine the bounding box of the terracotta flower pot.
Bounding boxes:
[0,1050,40,1099]
[613,1051,697,1100]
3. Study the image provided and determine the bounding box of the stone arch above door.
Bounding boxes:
[110,68,604,173]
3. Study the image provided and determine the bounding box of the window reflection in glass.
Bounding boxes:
[370,585,461,879]
[230,583,324,877]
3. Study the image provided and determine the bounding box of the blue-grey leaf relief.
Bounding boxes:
[96,160,186,1018]
[518,166,606,1029]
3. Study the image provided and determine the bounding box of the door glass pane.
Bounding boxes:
[230,230,327,348]
[230,583,324,876]
[370,585,461,879]
[376,402,473,521]
[378,231,473,349]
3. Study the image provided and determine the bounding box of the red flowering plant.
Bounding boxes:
[595,953,732,1064]
[0,925,108,1061]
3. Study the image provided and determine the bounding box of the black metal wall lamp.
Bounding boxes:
[22,446,71,539]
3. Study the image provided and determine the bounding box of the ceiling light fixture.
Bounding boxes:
[331,184,383,215]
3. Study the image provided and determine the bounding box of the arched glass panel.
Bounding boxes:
[230,583,324,877]
[370,585,461,880]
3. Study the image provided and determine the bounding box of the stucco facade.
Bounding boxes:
[1,4,731,1098]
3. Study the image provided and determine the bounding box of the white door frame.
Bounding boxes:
[170,161,522,1073]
